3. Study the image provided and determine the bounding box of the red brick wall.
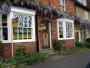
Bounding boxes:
[1,42,36,57]
[66,0,75,16]
[41,0,75,15]
[51,17,58,43]
[61,40,75,48]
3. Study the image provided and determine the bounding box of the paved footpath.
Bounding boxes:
[28,50,90,68]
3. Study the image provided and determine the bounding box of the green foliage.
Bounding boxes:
[75,42,85,48]
[86,38,90,43]
[53,40,62,51]
[39,53,48,62]
[85,42,90,49]
[0,41,3,45]
[26,51,39,65]
[15,46,28,64]
[0,45,49,67]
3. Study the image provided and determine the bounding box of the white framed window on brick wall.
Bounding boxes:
[11,7,36,42]
[57,19,74,40]
[84,11,89,20]
[59,0,66,11]
[1,7,36,43]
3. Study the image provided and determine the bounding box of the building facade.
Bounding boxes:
[0,0,90,57]
[73,0,90,42]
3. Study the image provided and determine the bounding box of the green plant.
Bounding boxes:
[39,53,48,62]
[15,46,28,64]
[75,42,85,48]
[85,42,90,48]
[0,61,6,68]
[86,38,90,43]
[53,40,62,51]
[26,51,39,65]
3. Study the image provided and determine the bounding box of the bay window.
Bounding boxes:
[57,19,74,40]
[1,7,36,43]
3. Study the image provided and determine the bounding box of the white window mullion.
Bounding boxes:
[63,21,66,39]
[57,19,74,40]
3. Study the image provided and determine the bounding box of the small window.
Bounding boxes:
[84,11,89,20]
[60,0,66,11]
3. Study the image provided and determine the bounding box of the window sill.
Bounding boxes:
[58,38,74,40]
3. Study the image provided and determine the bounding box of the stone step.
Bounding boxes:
[40,49,58,56]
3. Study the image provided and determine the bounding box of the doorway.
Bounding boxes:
[39,22,51,50]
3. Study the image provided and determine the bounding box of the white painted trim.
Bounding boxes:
[11,7,36,15]
[0,13,2,41]
[79,32,81,42]
[57,18,74,40]
[49,23,52,49]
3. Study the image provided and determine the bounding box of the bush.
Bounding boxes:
[75,42,85,48]
[15,46,28,64]
[86,38,90,43]
[39,53,48,62]
[53,40,62,51]
[85,42,90,49]
[26,51,39,65]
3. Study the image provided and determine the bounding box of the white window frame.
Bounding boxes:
[84,11,89,20]
[59,0,66,11]
[57,19,74,40]
[1,7,36,43]
[77,0,87,6]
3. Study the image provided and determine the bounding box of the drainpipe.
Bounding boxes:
[35,13,39,52]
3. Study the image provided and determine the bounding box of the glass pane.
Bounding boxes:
[13,28,17,40]
[28,28,32,39]
[59,22,63,38]
[2,14,8,40]
[66,21,72,38]
[18,14,23,27]
[23,28,27,39]
[18,27,22,39]
[28,16,32,27]
[23,15,28,27]
[2,27,8,40]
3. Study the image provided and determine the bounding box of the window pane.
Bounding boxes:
[28,16,32,27]
[23,28,27,39]
[18,27,23,39]
[2,14,8,40]
[66,21,72,38]
[60,0,65,6]
[28,28,32,39]
[59,22,63,38]
[23,15,28,27]
[13,27,17,40]
[2,27,8,40]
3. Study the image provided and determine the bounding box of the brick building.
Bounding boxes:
[0,0,90,57]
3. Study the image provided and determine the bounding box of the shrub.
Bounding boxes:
[85,42,90,49]
[26,51,39,65]
[75,42,85,48]
[86,38,90,43]
[15,46,28,64]
[53,40,62,51]
[39,53,48,62]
